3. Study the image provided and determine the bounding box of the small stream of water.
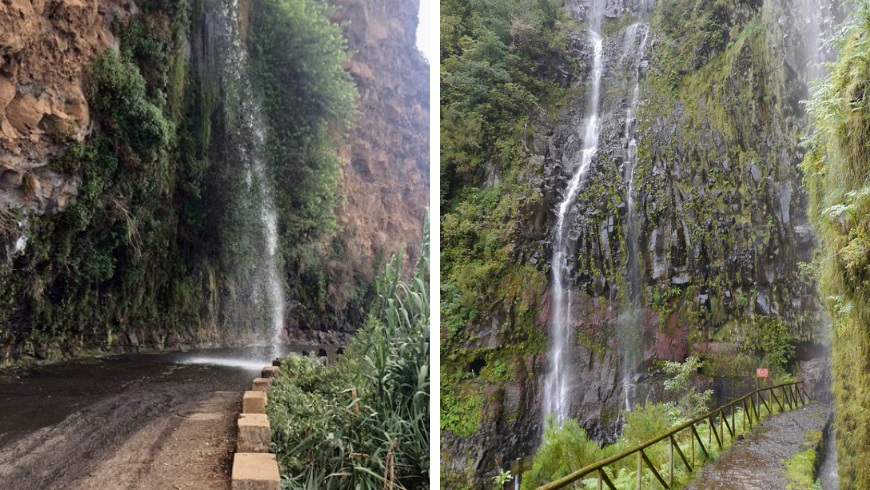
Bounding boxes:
[617,23,649,413]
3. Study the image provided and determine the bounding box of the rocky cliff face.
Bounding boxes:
[0,0,131,220]
[442,0,842,487]
[0,0,427,363]
[324,0,429,321]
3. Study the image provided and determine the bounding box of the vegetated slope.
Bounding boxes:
[0,0,428,365]
[267,216,429,489]
[801,2,870,486]
[440,0,843,487]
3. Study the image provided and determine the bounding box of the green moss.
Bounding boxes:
[440,373,485,438]
[801,4,870,486]
[784,430,824,490]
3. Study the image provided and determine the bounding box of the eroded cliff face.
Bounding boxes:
[442,0,841,487]
[0,0,428,362]
[0,0,131,219]
[318,0,429,328]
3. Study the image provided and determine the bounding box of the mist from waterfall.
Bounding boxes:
[544,0,605,425]
[213,0,286,360]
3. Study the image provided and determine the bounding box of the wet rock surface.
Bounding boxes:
[798,358,833,404]
[321,0,429,328]
[685,402,830,490]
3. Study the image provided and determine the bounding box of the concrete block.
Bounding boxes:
[261,366,279,379]
[232,453,280,490]
[252,377,272,391]
[237,413,271,452]
[242,390,267,414]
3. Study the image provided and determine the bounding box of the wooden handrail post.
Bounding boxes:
[731,404,735,438]
[669,435,674,487]
[748,397,753,428]
[719,409,724,444]
[598,469,603,490]
[691,424,695,468]
[742,399,746,432]
[637,451,642,490]
[708,416,712,447]
[754,392,760,420]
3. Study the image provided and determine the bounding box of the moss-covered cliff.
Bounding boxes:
[0,0,428,365]
[441,0,843,487]
[802,2,870,486]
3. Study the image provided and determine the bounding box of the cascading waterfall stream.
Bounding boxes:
[618,23,649,412]
[544,13,604,424]
[214,0,286,360]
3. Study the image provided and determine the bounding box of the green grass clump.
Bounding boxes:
[784,430,823,490]
[267,216,429,489]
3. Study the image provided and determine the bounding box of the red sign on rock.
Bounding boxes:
[757,368,769,378]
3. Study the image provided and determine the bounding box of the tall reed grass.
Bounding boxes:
[268,213,430,489]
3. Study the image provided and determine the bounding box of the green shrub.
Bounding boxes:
[621,402,676,448]
[87,50,173,164]
[519,416,611,490]
[662,356,714,421]
[268,215,429,489]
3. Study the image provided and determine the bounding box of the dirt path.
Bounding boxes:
[0,352,259,490]
[685,401,830,490]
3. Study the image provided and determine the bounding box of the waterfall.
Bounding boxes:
[212,0,286,359]
[544,3,605,424]
[618,23,649,412]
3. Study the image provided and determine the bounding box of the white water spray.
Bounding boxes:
[217,0,286,359]
[544,15,605,424]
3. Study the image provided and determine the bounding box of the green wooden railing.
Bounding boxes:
[535,381,810,490]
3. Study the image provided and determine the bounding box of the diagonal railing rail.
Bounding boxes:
[535,381,809,490]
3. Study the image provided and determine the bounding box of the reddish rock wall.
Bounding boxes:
[326,0,429,308]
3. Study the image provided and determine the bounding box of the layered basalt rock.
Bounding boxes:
[442,0,842,487]
[318,0,429,328]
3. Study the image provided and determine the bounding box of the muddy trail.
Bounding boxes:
[0,347,302,490]
[686,401,831,490]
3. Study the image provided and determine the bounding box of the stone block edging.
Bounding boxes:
[231,360,283,490]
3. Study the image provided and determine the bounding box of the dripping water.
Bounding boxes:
[618,23,649,413]
[212,0,286,360]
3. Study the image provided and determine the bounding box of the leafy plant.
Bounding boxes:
[662,356,714,421]
[268,214,430,489]
[492,468,512,489]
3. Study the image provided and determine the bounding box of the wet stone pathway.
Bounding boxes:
[686,401,830,490]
